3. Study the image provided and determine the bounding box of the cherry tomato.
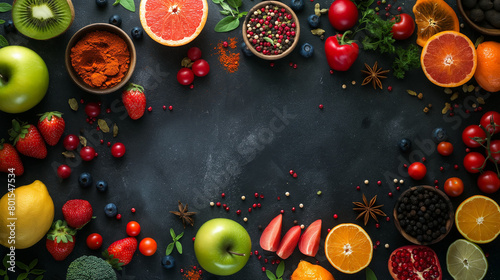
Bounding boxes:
[437,141,454,156]
[126,221,141,237]
[57,164,71,179]
[177,68,194,86]
[139,237,157,256]
[391,13,415,40]
[444,177,464,197]
[477,170,500,194]
[111,142,126,158]
[86,233,103,250]
[480,111,500,134]
[489,140,500,163]
[191,59,210,77]
[463,152,485,173]
[85,102,101,118]
[187,47,202,61]
[328,0,358,31]
[63,134,79,150]
[462,125,486,148]
[80,146,96,161]
[408,162,427,180]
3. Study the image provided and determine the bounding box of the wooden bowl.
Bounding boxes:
[242,1,300,60]
[65,23,136,94]
[456,0,500,36]
[393,185,454,245]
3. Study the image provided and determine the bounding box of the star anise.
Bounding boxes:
[353,194,386,226]
[170,201,196,228]
[361,61,390,89]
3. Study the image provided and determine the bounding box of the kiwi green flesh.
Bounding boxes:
[12,0,75,40]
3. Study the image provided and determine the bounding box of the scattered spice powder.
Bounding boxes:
[70,31,130,89]
[182,266,202,280]
[213,37,240,73]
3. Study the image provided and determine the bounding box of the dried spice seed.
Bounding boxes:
[407,89,417,96]
[361,61,389,89]
[442,102,451,114]
[353,194,387,225]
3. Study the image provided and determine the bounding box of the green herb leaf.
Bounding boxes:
[220,1,233,12]
[227,0,242,9]
[220,10,231,15]
[214,16,240,32]
[212,0,222,3]
[0,270,5,276]
[0,35,8,48]
[34,276,44,280]
[175,241,183,254]
[30,269,45,275]
[276,261,285,278]
[170,228,176,240]
[263,37,275,46]
[118,0,135,12]
[16,262,28,271]
[366,267,377,280]
[4,274,8,280]
[0,20,4,25]
[238,11,248,18]
[2,255,8,269]
[265,270,277,280]
[392,45,420,79]
[175,231,184,241]
[28,259,38,270]
[16,273,28,280]
[112,0,120,6]
[0,3,12,12]
[166,242,174,255]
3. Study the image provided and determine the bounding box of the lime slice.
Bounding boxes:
[447,239,488,280]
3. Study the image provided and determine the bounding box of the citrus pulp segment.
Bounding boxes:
[446,239,488,280]
[412,0,460,47]
[455,195,500,244]
[139,0,208,46]
[421,31,477,88]
[324,223,373,274]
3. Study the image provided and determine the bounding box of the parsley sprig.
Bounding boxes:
[213,0,248,32]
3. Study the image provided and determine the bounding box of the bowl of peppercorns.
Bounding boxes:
[393,186,454,245]
[457,0,500,36]
[242,1,300,60]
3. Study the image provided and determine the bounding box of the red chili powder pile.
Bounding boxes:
[213,37,240,73]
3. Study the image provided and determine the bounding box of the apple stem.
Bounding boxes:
[0,74,5,86]
[227,250,246,257]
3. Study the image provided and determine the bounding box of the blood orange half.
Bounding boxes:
[139,0,208,47]
[421,31,477,88]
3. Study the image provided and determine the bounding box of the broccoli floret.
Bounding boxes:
[66,255,117,280]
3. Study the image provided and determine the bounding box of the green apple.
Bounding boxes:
[0,46,49,114]
[194,218,251,276]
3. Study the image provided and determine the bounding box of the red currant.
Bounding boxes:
[57,164,71,179]
[111,142,126,158]
[177,68,194,85]
[80,146,96,161]
[63,134,79,150]
[192,59,210,77]
[85,102,101,118]
[187,47,202,61]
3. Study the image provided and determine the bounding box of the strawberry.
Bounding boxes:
[62,199,93,229]
[0,139,24,176]
[122,83,146,120]
[8,119,47,159]
[103,237,137,269]
[38,111,65,146]
[46,220,77,261]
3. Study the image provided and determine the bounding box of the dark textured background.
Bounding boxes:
[1,0,499,279]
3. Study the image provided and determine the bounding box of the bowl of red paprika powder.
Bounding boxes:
[65,23,136,94]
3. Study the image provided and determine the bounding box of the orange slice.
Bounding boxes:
[413,0,460,47]
[455,195,500,244]
[139,0,208,46]
[291,260,335,280]
[421,31,477,88]
[324,223,373,274]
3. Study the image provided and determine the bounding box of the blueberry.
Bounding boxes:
[161,255,175,269]
[109,15,122,27]
[104,203,118,217]
[131,27,143,40]
[78,172,93,188]
[290,0,304,11]
[307,14,320,28]
[240,42,254,57]
[299,43,314,58]
[96,0,107,7]
[96,180,108,192]
[399,138,412,152]
[432,128,448,142]
[4,20,15,33]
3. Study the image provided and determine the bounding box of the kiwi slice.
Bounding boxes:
[12,0,75,40]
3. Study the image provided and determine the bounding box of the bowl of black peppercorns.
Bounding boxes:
[393,186,454,245]
[242,1,300,60]
[457,0,500,36]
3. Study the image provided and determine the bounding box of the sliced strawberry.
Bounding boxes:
[260,214,282,252]
[298,219,322,257]
[276,225,301,259]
